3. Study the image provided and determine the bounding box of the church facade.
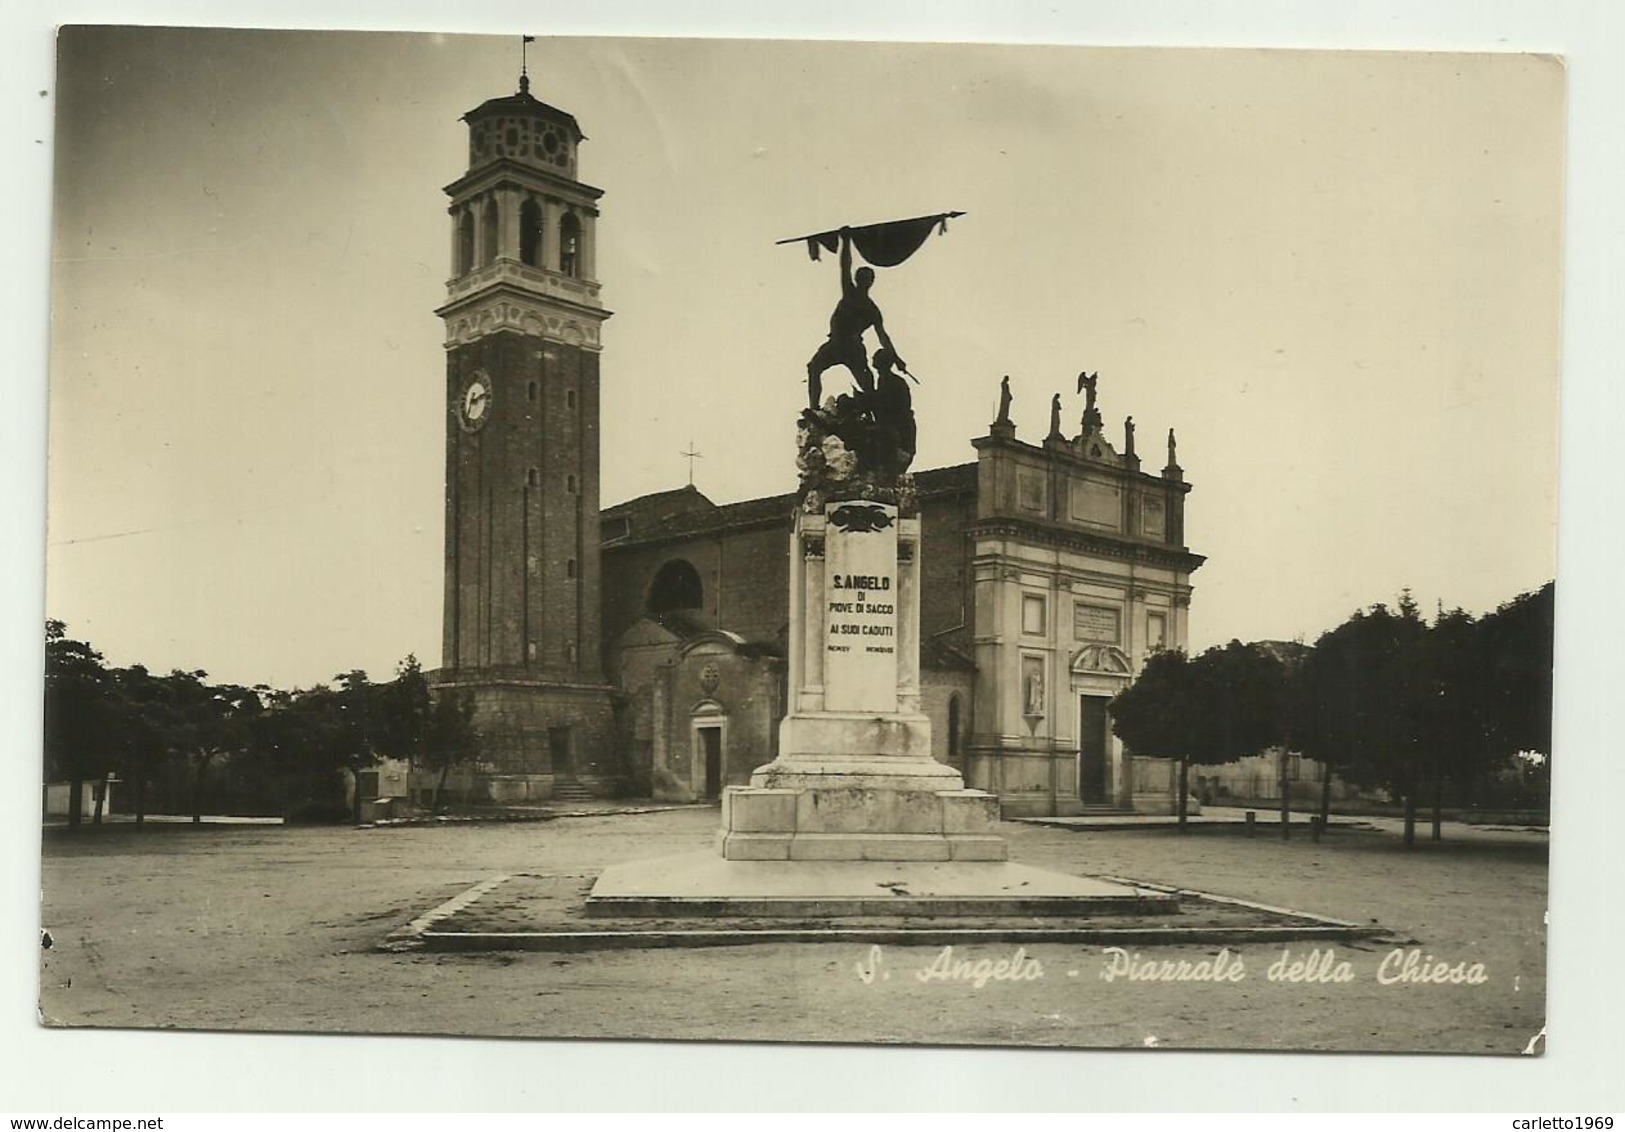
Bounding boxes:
[430,79,1205,816]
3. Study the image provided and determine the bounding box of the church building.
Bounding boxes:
[600,396,1204,817]
[429,76,1206,817]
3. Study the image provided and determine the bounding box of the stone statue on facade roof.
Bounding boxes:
[1077,370,1103,436]
[1079,370,1098,417]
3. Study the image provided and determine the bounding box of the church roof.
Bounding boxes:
[603,482,715,520]
[614,491,797,547]
[601,462,978,550]
[912,461,978,494]
[601,484,719,545]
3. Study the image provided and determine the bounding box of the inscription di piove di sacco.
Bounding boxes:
[827,573,895,655]
[853,944,1491,990]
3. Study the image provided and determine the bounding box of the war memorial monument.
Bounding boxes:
[587,224,1176,918]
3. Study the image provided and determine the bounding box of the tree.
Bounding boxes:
[109,664,175,825]
[1189,641,1290,763]
[422,688,478,812]
[1294,597,1429,846]
[1479,582,1555,760]
[153,670,264,823]
[1406,607,1492,840]
[370,656,478,813]
[249,685,347,821]
[43,621,122,827]
[1190,640,1292,834]
[1110,649,1199,826]
[332,670,381,824]
[1110,642,1289,830]
[372,656,434,766]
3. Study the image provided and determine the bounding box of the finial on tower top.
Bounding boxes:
[520,35,536,95]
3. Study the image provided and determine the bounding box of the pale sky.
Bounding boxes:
[47,29,1563,690]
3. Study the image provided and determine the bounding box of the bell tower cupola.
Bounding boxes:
[440,75,606,319]
[465,71,584,181]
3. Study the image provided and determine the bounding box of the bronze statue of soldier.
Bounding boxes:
[870,347,917,474]
[806,228,906,409]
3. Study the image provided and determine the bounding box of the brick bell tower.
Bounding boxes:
[433,68,615,799]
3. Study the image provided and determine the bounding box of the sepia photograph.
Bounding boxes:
[12,5,1621,1114]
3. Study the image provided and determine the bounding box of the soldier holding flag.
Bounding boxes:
[784,211,961,410]
[805,229,904,409]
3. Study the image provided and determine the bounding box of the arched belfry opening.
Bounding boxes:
[481,198,499,266]
[520,198,543,267]
[456,210,475,275]
[648,559,704,618]
[559,212,581,277]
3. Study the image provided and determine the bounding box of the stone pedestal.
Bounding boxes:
[718,501,1008,861]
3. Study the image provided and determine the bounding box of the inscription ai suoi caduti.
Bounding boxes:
[823,501,898,712]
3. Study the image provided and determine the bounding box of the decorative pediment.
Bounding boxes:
[1070,644,1132,676]
[1075,426,1119,464]
[677,630,747,658]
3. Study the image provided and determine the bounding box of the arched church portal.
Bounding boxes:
[1071,645,1132,806]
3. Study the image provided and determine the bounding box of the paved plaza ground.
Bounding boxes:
[36,807,1547,1053]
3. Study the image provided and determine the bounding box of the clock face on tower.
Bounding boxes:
[457,373,492,432]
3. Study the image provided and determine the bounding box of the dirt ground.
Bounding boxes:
[36,808,1547,1053]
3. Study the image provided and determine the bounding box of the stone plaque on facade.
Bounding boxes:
[1074,601,1122,644]
[1070,476,1121,529]
[822,500,899,712]
[1017,471,1045,512]
[1141,493,1167,538]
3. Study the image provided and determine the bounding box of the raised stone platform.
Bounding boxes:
[718,778,1007,861]
[585,850,1175,918]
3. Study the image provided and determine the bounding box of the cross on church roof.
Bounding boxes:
[680,441,704,486]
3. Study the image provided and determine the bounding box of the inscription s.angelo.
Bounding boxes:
[855,944,1043,989]
[831,573,891,591]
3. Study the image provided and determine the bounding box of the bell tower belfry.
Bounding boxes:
[433,69,615,797]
